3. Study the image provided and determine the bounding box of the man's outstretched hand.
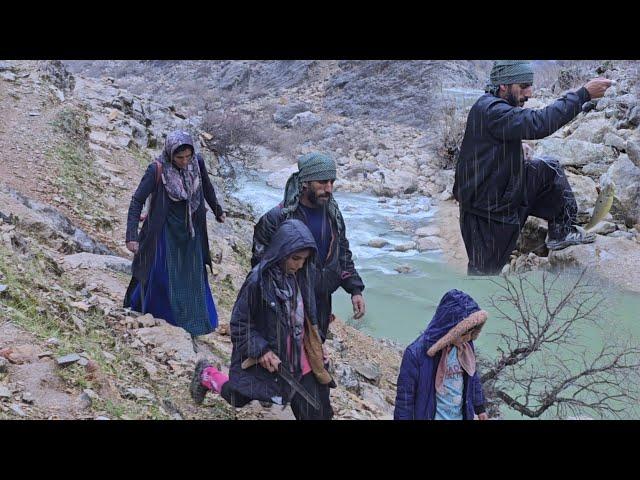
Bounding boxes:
[583,77,614,99]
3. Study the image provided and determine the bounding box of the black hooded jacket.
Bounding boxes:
[453,87,590,224]
[227,219,320,403]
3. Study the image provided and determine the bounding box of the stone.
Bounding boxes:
[566,172,598,214]
[332,363,360,394]
[10,404,26,417]
[628,105,640,127]
[1,71,16,82]
[133,322,197,363]
[394,264,413,274]
[289,111,322,130]
[56,353,81,366]
[548,235,640,293]
[354,361,382,385]
[603,132,626,151]
[590,221,617,236]
[76,392,92,410]
[359,383,393,414]
[394,242,416,252]
[367,238,389,248]
[94,416,110,420]
[0,284,7,293]
[600,154,640,225]
[125,387,155,401]
[416,237,441,252]
[0,344,40,364]
[535,139,615,167]
[273,101,311,126]
[627,134,640,168]
[0,385,11,398]
[415,225,440,237]
[607,230,635,239]
[218,63,250,91]
[63,252,131,275]
[70,301,90,312]
[21,392,34,404]
[0,357,8,373]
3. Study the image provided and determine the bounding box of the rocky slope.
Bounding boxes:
[0,60,401,420]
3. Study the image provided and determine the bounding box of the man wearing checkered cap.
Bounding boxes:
[252,152,366,343]
[453,60,612,275]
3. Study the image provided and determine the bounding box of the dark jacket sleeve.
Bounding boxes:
[394,348,418,420]
[197,154,224,220]
[471,370,486,415]
[486,87,590,141]
[337,214,365,296]
[125,163,157,242]
[251,207,284,268]
[230,278,270,359]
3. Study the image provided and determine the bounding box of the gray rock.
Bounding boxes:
[394,241,416,252]
[323,123,344,137]
[56,353,81,366]
[289,111,322,130]
[566,172,598,214]
[10,404,26,417]
[0,385,11,398]
[627,135,640,168]
[354,361,382,385]
[133,321,197,364]
[628,105,640,127]
[415,225,440,237]
[607,230,635,239]
[273,101,311,126]
[368,238,389,248]
[332,363,360,394]
[548,235,640,293]
[359,383,393,414]
[416,236,441,252]
[0,61,11,71]
[590,221,617,236]
[125,387,155,401]
[94,416,110,420]
[0,284,7,293]
[1,71,16,82]
[63,252,131,274]
[600,154,640,225]
[395,264,413,274]
[218,63,250,91]
[76,392,92,410]
[21,392,34,404]
[536,139,615,167]
[0,357,8,373]
[603,132,626,151]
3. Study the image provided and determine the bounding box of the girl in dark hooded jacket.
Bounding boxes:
[394,289,489,420]
[124,130,225,337]
[190,219,335,420]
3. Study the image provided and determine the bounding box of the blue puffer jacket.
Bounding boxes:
[394,289,486,420]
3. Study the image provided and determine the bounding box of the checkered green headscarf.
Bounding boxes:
[282,152,337,213]
[485,60,534,95]
[281,152,344,235]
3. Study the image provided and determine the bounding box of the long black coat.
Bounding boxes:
[227,219,320,403]
[251,203,365,340]
[453,87,590,224]
[123,154,224,307]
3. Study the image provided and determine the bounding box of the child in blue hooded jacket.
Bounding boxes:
[394,289,489,420]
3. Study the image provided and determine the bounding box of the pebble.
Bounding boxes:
[56,353,81,366]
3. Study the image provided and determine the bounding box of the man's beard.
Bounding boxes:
[506,89,528,107]
[308,188,330,207]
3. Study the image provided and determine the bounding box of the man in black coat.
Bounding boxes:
[251,152,365,341]
[453,60,612,275]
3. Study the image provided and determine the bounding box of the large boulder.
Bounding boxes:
[63,252,132,274]
[273,101,311,126]
[288,111,322,130]
[133,319,196,364]
[535,138,616,167]
[218,63,251,91]
[566,171,598,215]
[600,154,640,225]
[548,235,640,294]
[566,112,613,143]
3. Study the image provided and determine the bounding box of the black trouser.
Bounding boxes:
[220,373,334,420]
[460,157,578,275]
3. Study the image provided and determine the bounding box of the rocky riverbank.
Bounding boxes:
[0,60,401,420]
